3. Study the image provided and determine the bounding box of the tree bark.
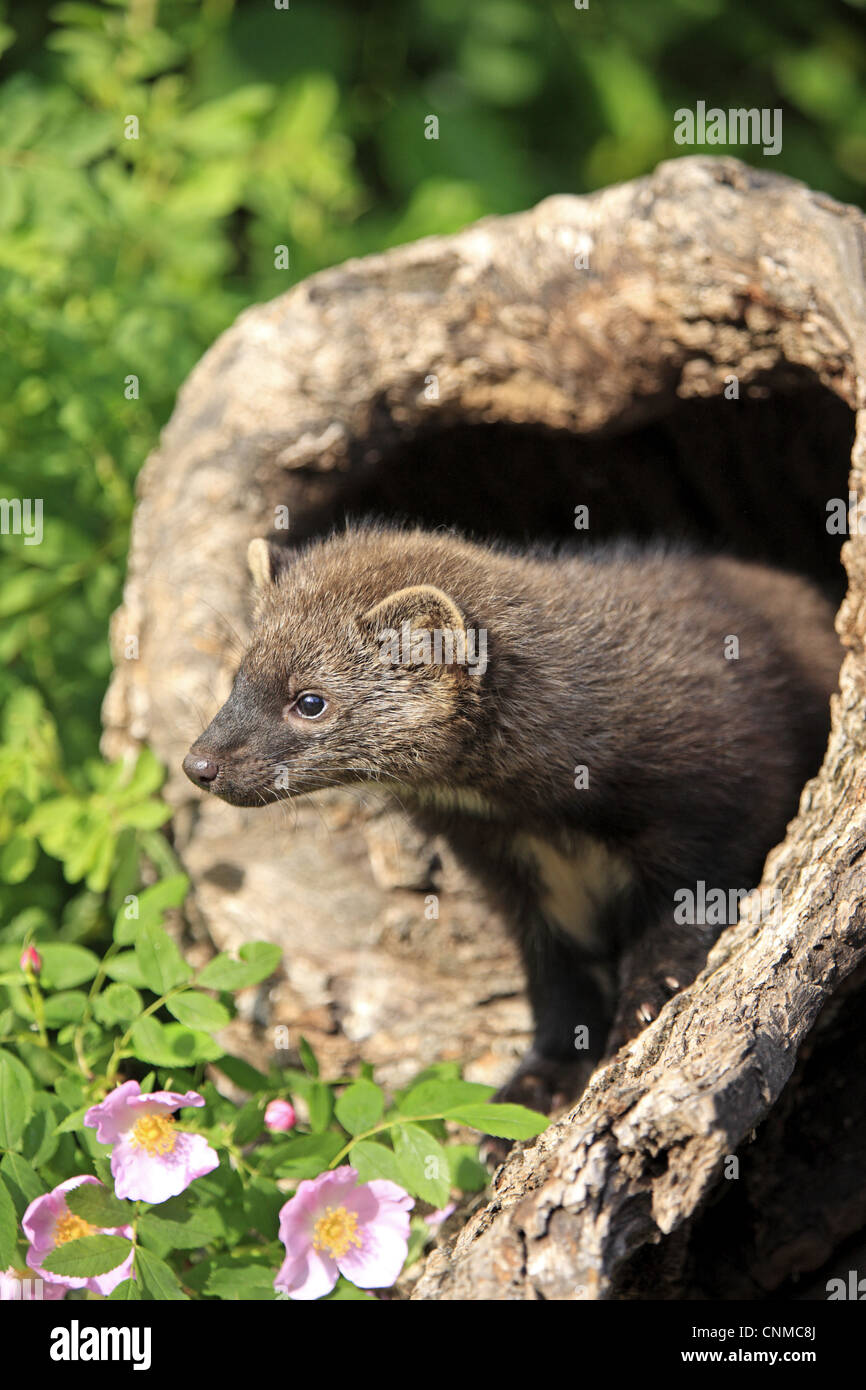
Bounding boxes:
[102,155,866,1298]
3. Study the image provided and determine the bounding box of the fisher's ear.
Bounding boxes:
[360,584,466,638]
[247,539,293,591]
[358,584,483,675]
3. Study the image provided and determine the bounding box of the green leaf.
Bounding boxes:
[0,834,38,883]
[232,1098,263,1146]
[335,1080,384,1135]
[0,1153,42,1214]
[37,943,99,989]
[56,1105,91,1134]
[447,1143,489,1193]
[117,747,166,801]
[0,1053,32,1150]
[165,991,231,1032]
[175,85,274,157]
[297,1034,319,1076]
[10,1039,64,1087]
[21,1098,60,1166]
[42,1234,133,1278]
[65,1182,131,1229]
[242,1177,283,1237]
[22,794,79,839]
[113,873,189,946]
[392,1123,451,1207]
[205,1263,278,1300]
[195,941,281,992]
[398,1078,495,1116]
[212,1055,270,1093]
[54,1076,86,1110]
[134,1246,189,1300]
[93,982,143,1025]
[269,1132,344,1180]
[103,952,149,988]
[0,1176,18,1269]
[138,1204,222,1253]
[349,1138,405,1188]
[135,921,192,995]
[108,1278,142,1301]
[445,1103,548,1140]
[118,801,172,830]
[0,971,28,987]
[307,1079,333,1133]
[41,990,87,1027]
[129,1016,222,1066]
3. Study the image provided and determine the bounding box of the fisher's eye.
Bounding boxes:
[292,692,328,719]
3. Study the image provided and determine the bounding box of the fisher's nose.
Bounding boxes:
[183,752,219,786]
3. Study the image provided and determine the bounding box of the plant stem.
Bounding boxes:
[329,1113,445,1169]
[105,983,188,1084]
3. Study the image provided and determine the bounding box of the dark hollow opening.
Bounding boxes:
[283,366,855,605]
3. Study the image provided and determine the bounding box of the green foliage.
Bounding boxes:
[43,1233,133,1278]
[0,928,546,1298]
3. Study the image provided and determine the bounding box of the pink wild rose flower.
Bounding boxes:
[22,1176,133,1297]
[84,1080,219,1203]
[275,1165,414,1300]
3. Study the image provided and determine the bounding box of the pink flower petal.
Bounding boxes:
[112,1130,219,1203]
[22,1188,68,1256]
[127,1089,205,1114]
[84,1082,206,1145]
[83,1080,142,1144]
[346,1178,413,1220]
[339,1182,413,1288]
[336,1224,409,1288]
[275,1246,339,1301]
[424,1201,456,1228]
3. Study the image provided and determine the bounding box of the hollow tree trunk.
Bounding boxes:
[102,155,866,1299]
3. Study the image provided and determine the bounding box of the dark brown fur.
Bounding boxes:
[184,524,841,1116]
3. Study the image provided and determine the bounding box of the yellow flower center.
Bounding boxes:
[312,1205,362,1261]
[54,1207,95,1245]
[130,1112,177,1156]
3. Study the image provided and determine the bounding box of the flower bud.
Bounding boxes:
[265,1099,296,1133]
[19,946,42,974]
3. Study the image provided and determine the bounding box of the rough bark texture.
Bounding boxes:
[102,155,866,1298]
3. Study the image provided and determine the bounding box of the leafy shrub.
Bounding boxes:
[0,892,544,1298]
